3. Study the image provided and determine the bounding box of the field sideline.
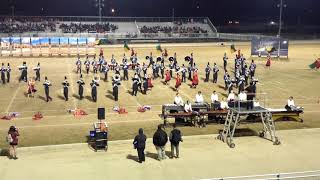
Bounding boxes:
[0,41,319,147]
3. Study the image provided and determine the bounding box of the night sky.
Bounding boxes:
[0,0,319,25]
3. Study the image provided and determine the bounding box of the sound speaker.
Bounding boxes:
[98,108,105,120]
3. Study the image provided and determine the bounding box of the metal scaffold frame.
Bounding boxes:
[217,107,281,148]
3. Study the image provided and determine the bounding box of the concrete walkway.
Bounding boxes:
[0,128,320,180]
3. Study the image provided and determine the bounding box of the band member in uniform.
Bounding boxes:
[110,54,116,71]
[164,69,171,85]
[92,56,98,74]
[27,77,36,98]
[175,73,182,91]
[142,75,148,95]
[131,52,138,70]
[266,55,271,68]
[191,70,199,88]
[102,62,109,82]
[76,57,82,74]
[98,55,105,72]
[160,63,165,79]
[213,62,219,83]
[19,62,28,82]
[6,63,11,83]
[189,53,194,67]
[132,74,140,96]
[43,76,52,102]
[77,74,85,100]
[147,52,154,68]
[142,63,148,77]
[238,75,245,94]
[0,63,5,84]
[123,62,129,81]
[223,53,228,71]
[84,57,90,74]
[99,48,104,57]
[181,64,187,83]
[187,63,193,80]
[62,76,69,101]
[204,63,211,82]
[169,62,174,78]
[90,77,100,102]
[249,60,256,78]
[112,74,121,102]
[34,62,41,81]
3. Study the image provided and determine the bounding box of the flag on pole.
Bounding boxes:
[124,41,130,51]
[156,44,163,53]
[230,44,237,53]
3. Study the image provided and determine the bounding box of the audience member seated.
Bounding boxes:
[59,23,118,33]
[140,25,208,34]
[174,93,184,106]
[195,91,204,103]
[253,98,260,107]
[227,90,237,108]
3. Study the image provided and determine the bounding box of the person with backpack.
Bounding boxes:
[7,126,20,160]
[169,124,183,158]
[153,125,168,161]
[133,128,147,163]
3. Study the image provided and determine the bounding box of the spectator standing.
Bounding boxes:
[7,126,20,160]
[133,128,147,163]
[169,124,183,158]
[153,125,168,161]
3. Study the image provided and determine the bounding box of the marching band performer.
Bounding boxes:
[160,63,165,79]
[115,63,121,75]
[76,57,82,74]
[77,74,85,100]
[163,48,168,57]
[169,61,174,78]
[1,63,6,84]
[224,71,230,90]
[98,55,105,72]
[6,63,11,83]
[131,52,138,70]
[18,62,28,82]
[191,69,199,88]
[181,64,187,83]
[142,63,148,77]
[173,52,178,68]
[112,74,121,102]
[122,53,128,64]
[43,76,52,102]
[92,56,98,74]
[249,60,256,78]
[62,76,69,101]
[110,54,116,71]
[34,62,41,81]
[189,53,194,67]
[213,62,219,83]
[175,73,182,91]
[223,53,228,71]
[147,52,154,68]
[147,74,153,89]
[102,62,109,82]
[99,48,104,57]
[27,77,36,98]
[142,75,148,95]
[204,62,211,82]
[266,55,271,68]
[132,74,140,96]
[187,63,193,80]
[238,75,245,94]
[90,77,100,102]
[84,56,90,74]
[152,63,158,79]
[123,62,129,81]
[164,69,171,85]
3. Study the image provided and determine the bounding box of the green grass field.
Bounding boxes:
[0,42,319,147]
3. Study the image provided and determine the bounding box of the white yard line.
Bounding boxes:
[0,118,162,130]
[67,62,77,108]
[5,83,21,113]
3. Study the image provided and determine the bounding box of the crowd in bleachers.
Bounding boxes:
[59,23,118,33]
[0,17,56,33]
[140,25,208,34]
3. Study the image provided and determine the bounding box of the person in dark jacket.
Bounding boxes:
[153,125,168,161]
[169,124,183,158]
[133,128,147,163]
[7,126,19,160]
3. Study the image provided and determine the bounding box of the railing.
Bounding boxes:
[200,170,320,180]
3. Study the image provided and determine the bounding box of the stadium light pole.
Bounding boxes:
[277,0,286,57]
[95,0,105,23]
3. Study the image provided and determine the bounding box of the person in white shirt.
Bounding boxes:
[238,91,247,107]
[195,91,204,103]
[286,96,299,111]
[211,91,219,103]
[220,98,229,110]
[174,93,184,106]
[253,98,260,107]
[227,90,236,102]
[184,100,192,113]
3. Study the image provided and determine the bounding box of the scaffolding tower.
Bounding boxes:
[217,106,281,148]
